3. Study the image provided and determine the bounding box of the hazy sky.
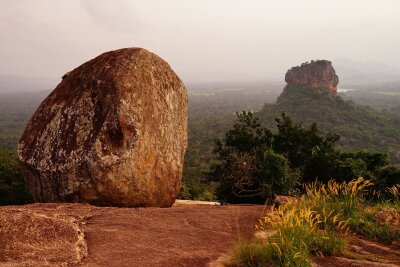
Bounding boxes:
[1,0,399,83]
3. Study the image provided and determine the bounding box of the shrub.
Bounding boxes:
[212,112,298,204]
[375,166,400,190]
[178,182,192,200]
[258,150,298,198]
[272,113,339,171]
[229,178,400,266]
[195,190,217,202]
[213,111,398,204]
[0,149,32,205]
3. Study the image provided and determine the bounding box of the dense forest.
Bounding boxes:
[210,110,399,204]
[259,87,400,163]
[1,82,400,203]
[183,85,400,200]
[182,85,280,199]
[0,91,49,149]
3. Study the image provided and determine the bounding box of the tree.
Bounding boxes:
[215,111,272,156]
[375,166,400,191]
[211,112,398,204]
[304,148,390,183]
[211,112,296,203]
[272,113,339,171]
[258,149,298,198]
[303,139,339,183]
[0,149,32,205]
[344,150,388,173]
[215,151,260,203]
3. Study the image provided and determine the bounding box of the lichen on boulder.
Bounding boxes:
[18,48,188,207]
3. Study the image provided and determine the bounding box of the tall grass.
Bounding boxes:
[388,185,399,204]
[228,178,400,267]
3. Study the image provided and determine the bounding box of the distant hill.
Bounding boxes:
[258,87,400,163]
[333,58,400,86]
[0,90,50,149]
[0,75,57,94]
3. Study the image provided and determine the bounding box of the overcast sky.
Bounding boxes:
[0,0,399,83]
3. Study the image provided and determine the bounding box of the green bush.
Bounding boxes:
[375,165,400,189]
[229,178,399,267]
[178,182,192,200]
[211,112,297,204]
[258,149,298,198]
[195,190,217,202]
[0,149,32,205]
[211,111,399,204]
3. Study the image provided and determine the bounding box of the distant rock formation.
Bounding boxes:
[280,60,339,97]
[18,48,188,207]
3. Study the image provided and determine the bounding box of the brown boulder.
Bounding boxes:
[0,205,87,266]
[18,48,188,207]
[280,60,339,97]
[375,208,400,226]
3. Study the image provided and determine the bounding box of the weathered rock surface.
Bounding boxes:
[0,203,263,267]
[375,208,400,226]
[18,48,188,207]
[0,204,88,266]
[280,60,339,97]
[312,237,400,267]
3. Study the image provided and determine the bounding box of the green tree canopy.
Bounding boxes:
[0,149,32,205]
[211,112,397,204]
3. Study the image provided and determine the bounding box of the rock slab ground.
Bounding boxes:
[0,203,263,267]
[1,203,398,267]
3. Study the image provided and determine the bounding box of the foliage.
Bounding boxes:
[181,86,279,200]
[0,149,32,205]
[259,150,298,198]
[229,237,311,267]
[304,178,400,244]
[229,178,400,267]
[220,111,272,153]
[196,86,400,201]
[375,165,400,191]
[177,181,192,200]
[259,87,400,163]
[212,111,398,203]
[195,189,218,202]
[343,88,400,115]
[211,112,297,203]
[1,85,400,203]
[272,112,339,170]
[304,149,389,184]
[0,91,47,150]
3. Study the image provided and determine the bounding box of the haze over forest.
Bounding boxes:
[1,0,400,92]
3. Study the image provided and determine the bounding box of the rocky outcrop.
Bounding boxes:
[280,60,339,97]
[0,203,264,267]
[18,48,188,207]
[375,208,400,226]
[0,204,88,266]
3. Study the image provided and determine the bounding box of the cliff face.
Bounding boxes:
[280,60,339,97]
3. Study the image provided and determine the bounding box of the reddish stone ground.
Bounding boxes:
[312,237,400,267]
[2,203,398,267]
[0,203,265,267]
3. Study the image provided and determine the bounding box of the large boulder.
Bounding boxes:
[280,60,339,97]
[18,48,188,207]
